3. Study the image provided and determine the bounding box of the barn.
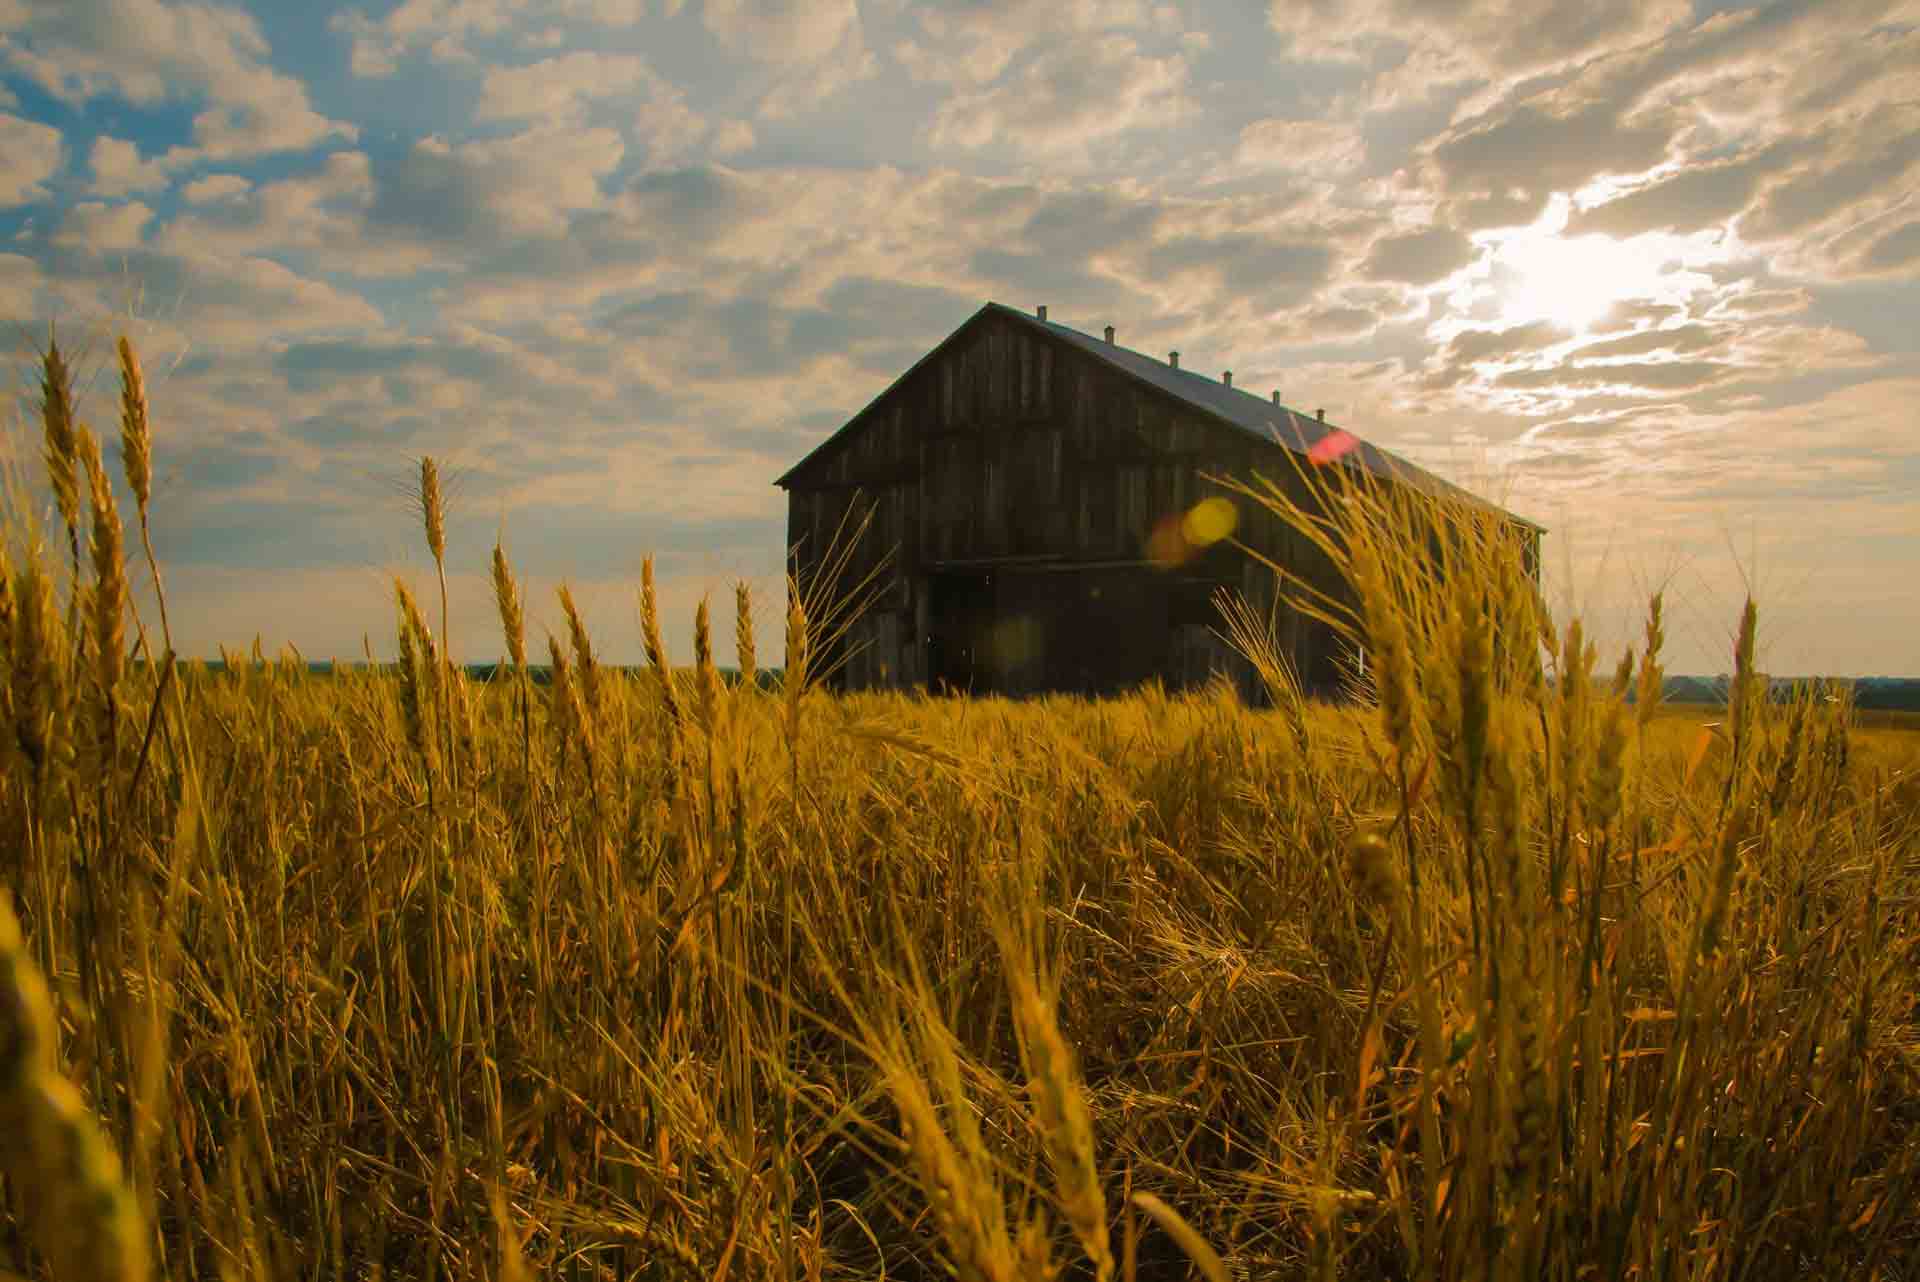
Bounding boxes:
[775,301,1541,699]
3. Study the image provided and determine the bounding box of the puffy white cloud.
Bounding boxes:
[38,245,386,351]
[1267,0,1691,102]
[372,125,626,242]
[1233,118,1365,176]
[0,112,62,206]
[54,200,153,250]
[0,251,42,320]
[329,0,521,76]
[928,34,1192,159]
[702,0,861,65]
[894,0,1153,85]
[155,152,400,272]
[88,135,169,197]
[710,119,755,156]
[5,0,355,163]
[475,50,654,123]
[180,173,252,204]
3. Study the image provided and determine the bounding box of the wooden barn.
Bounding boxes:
[775,301,1541,699]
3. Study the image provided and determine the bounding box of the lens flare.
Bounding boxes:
[1308,429,1358,466]
[1182,497,1237,546]
[1148,514,1188,569]
[1151,499,1239,569]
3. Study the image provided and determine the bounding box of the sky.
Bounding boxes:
[0,0,1915,678]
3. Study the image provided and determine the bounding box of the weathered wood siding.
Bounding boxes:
[783,310,1399,697]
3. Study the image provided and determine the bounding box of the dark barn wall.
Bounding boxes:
[782,309,1416,699]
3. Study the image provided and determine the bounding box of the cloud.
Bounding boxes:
[1739,102,1920,248]
[1362,226,1474,285]
[893,0,1153,85]
[701,0,877,117]
[180,173,252,204]
[1233,118,1365,176]
[1304,304,1378,338]
[0,252,42,322]
[155,151,401,272]
[36,245,386,349]
[927,34,1191,159]
[1572,323,1720,361]
[53,199,155,250]
[475,50,654,122]
[369,125,625,243]
[1447,319,1573,363]
[1267,0,1690,103]
[703,0,861,65]
[1569,156,1772,238]
[1142,233,1332,296]
[711,119,755,156]
[329,0,522,76]
[4,0,356,163]
[1859,221,1920,277]
[1430,97,1679,230]
[88,135,170,197]
[0,112,62,206]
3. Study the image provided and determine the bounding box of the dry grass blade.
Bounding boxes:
[1130,1192,1228,1282]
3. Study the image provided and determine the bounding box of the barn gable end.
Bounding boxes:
[777,302,1540,698]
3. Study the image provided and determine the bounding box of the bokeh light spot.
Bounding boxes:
[1308,429,1358,466]
[1182,497,1237,546]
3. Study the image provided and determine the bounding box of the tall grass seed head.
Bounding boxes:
[9,559,61,776]
[1007,967,1111,1282]
[490,542,527,670]
[40,331,81,542]
[116,335,153,513]
[420,456,446,567]
[1636,591,1666,732]
[784,580,809,686]
[557,583,600,722]
[395,580,437,771]
[639,556,683,729]
[79,424,128,729]
[734,579,757,689]
[694,594,721,731]
[1587,700,1630,831]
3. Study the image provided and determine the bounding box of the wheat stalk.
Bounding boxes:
[0,891,151,1282]
[491,541,526,672]
[79,426,128,766]
[694,595,720,738]
[639,556,682,738]
[557,584,601,732]
[39,328,82,593]
[734,579,757,693]
[1005,952,1112,1282]
[115,335,174,661]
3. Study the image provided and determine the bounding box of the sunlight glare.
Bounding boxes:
[1446,194,1731,338]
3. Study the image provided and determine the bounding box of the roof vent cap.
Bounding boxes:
[1036,305,1047,321]
[1272,390,1280,405]
[1316,408,1326,422]
[1169,350,1180,369]
[1104,325,1115,343]
[1223,370,1232,388]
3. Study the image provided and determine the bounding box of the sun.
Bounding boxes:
[1456,193,1722,337]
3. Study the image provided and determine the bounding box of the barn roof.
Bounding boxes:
[778,300,1542,532]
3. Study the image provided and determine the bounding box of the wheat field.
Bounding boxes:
[2,331,1917,1281]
